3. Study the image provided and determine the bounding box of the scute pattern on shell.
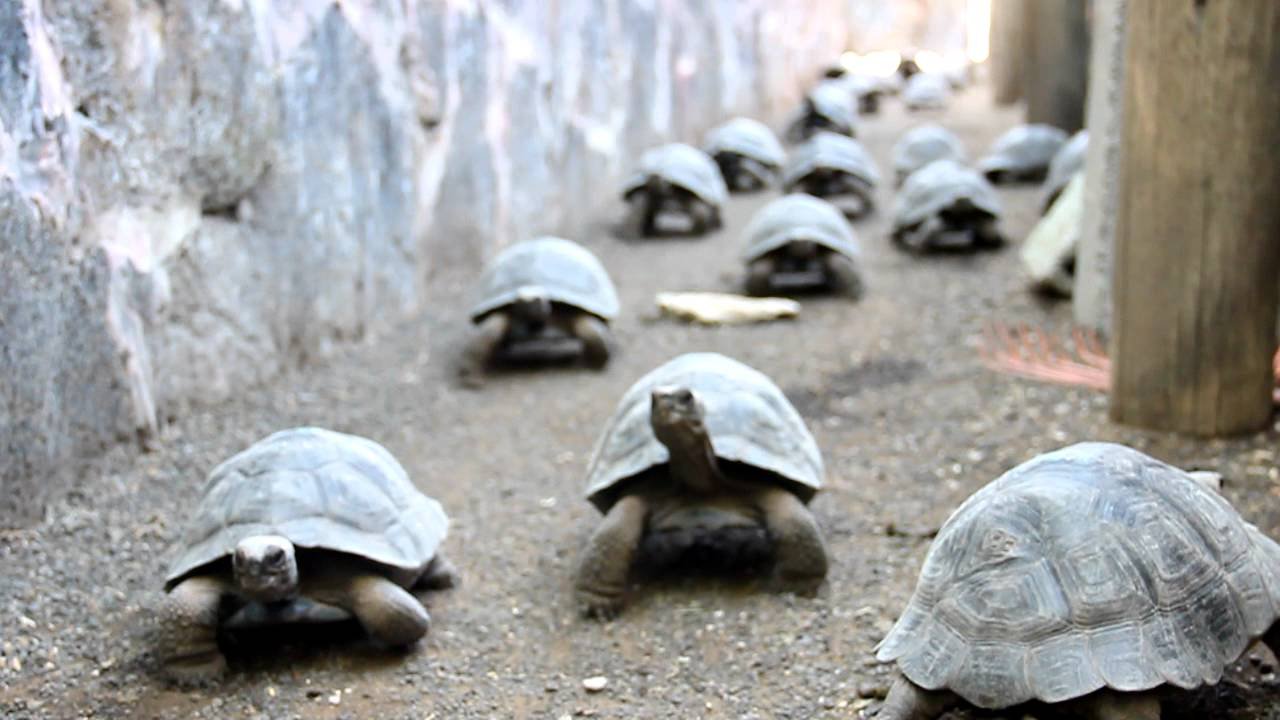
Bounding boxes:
[584,353,823,513]
[782,132,880,190]
[876,442,1280,710]
[703,118,786,169]
[469,236,620,322]
[741,193,860,261]
[620,143,728,206]
[978,123,1069,176]
[892,125,966,182]
[892,159,1001,231]
[165,427,449,589]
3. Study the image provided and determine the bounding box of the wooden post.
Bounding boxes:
[1022,0,1089,131]
[988,0,1025,105]
[1110,0,1280,436]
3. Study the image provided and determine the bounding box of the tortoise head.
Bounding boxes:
[232,535,299,603]
[649,385,708,448]
[512,287,552,323]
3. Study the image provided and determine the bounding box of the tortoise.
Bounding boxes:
[1041,129,1090,213]
[574,352,828,618]
[702,117,787,193]
[978,123,1069,184]
[890,158,1003,252]
[891,124,966,187]
[741,193,863,298]
[876,442,1280,720]
[781,131,880,220]
[900,73,951,112]
[458,236,618,387]
[619,143,727,237]
[784,81,858,143]
[158,427,455,681]
[838,73,884,115]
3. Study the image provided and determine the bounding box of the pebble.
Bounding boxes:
[582,676,608,693]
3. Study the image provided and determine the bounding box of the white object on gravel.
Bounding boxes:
[656,292,800,325]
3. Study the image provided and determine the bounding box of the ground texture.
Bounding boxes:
[2,89,1278,720]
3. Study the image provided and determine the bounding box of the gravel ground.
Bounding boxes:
[3,88,1279,720]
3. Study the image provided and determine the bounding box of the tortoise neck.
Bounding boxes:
[660,423,721,494]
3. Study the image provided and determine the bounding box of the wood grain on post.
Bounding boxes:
[1110,0,1280,436]
[1022,0,1089,131]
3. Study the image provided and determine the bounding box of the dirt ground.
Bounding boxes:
[3,87,1279,720]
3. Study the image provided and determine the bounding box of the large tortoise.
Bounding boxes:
[978,123,1069,184]
[159,427,455,681]
[459,236,618,387]
[900,73,951,112]
[876,442,1280,720]
[892,124,966,187]
[703,117,787,193]
[741,193,863,298]
[784,81,858,142]
[782,131,880,219]
[619,143,727,237]
[574,352,828,618]
[1041,129,1090,213]
[891,159,1002,252]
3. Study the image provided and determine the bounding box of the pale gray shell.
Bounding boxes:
[1042,130,1089,212]
[893,159,1002,231]
[165,428,448,589]
[703,118,786,169]
[621,143,728,207]
[584,353,824,513]
[782,131,881,190]
[469,236,619,322]
[892,125,966,183]
[805,81,859,135]
[876,442,1280,710]
[978,124,1069,177]
[742,193,860,262]
[901,73,951,110]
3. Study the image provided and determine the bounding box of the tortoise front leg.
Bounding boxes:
[570,313,613,369]
[575,495,648,619]
[457,313,510,389]
[878,676,957,720]
[1071,690,1161,720]
[620,192,654,239]
[973,217,1004,249]
[758,486,828,592]
[159,575,231,684]
[821,252,863,299]
[416,555,459,591]
[690,200,721,235]
[744,257,777,296]
[308,571,432,646]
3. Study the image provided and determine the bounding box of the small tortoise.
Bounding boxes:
[891,158,1002,252]
[785,81,858,143]
[1041,129,1089,213]
[619,143,727,238]
[876,442,1280,720]
[892,125,966,187]
[159,427,455,681]
[978,123,1069,184]
[782,131,880,219]
[741,193,863,298]
[901,73,951,112]
[459,236,618,387]
[702,117,787,193]
[575,352,828,618]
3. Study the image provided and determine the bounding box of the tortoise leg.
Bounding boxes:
[758,486,828,593]
[575,495,648,620]
[570,313,612,369]
[689,201,719,235]
[159,575,230,684]
[745,257,777,296]
[416,555,459,591]
[1071,690,1161,720]
[973,217,1004,249]
[620,193,653,239]
[821,252,863,299]
[311,573,432,646]
[878,676,958,720]
[457,313,509,389]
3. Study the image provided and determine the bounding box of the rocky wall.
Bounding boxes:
[0,0,859,526]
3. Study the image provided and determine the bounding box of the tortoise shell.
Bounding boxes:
[892,125,966,185]
[876,442,1280,709]
[703,117,786,170]
[782,131,880,191]
[978,124,1069,179]
[584,353,823,513]
[165,427,448,590]
[742,193,860,262]
[901,73,951,111]
[469,236,619,322]
[892,158,1001,232]
[620,143,728,208]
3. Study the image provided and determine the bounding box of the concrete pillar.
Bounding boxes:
[1022,0,1089,131]
[988,0,1025,105]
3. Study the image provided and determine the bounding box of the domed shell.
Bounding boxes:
[978,124,1069,178]
[876,442,1280,710]
[805,81,859,136]
[621,143,729,207]
[1041,129,1089,212]
[468,236,619,322]
[893,159,1001,231]
[742,193,860,262]
[782,132,881,190]
[584,353,823,513]
[892,125,966,184]
[703,118,786,170]
[901,73,951,110]
[165,428,449,590]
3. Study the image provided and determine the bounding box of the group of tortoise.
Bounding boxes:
[155,74,1276,720]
